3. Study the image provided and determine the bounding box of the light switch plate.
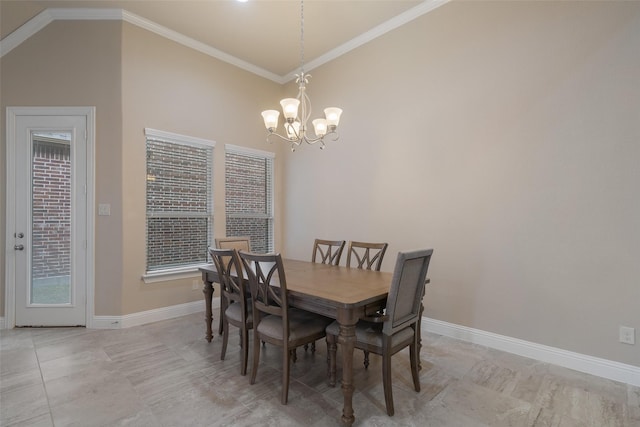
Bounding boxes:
[98,203,111,216]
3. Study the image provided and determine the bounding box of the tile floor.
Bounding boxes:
[1,310,638,427]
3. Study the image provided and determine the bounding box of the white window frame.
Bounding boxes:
[224,144,275,253]
[142,128,215,282]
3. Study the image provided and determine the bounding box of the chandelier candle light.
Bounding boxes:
[261,0,343,151]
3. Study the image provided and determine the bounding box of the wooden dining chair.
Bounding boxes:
[311,239,346,266]
[346,241,389,271]
[326,248,433,416]
[239,251,333,405]
[308,238,346,352]
[345,241,389,367]
[213,236,251,334]
[215,236,251,252]
[208,247,253,376]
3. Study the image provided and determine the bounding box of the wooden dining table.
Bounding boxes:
[199,258,393,426]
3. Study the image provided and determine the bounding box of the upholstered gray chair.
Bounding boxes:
[312,239,346,266]
[239,251,333,405]
[208,247,252,376]
[326,248,433,416]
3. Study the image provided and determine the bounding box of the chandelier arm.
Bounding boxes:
[327,131,340,142]
[266,132,302,145]
[301,84,312,127]
[301,134,325,144]
[301,134,326,150]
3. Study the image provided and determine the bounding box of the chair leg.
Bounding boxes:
[250,331,260,385]
[410,341,420,392]
[327,335,337,387]
[240,326,249,376]
[363,350,370,369]
[220,315,229,361]
[218,297,225,335]
[382,353,394,416]
[282,346,290,404]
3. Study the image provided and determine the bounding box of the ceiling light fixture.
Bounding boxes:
[260,0,342,151]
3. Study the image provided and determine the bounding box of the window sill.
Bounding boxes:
[142,264,210,284]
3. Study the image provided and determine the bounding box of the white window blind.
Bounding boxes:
[225,145,274,253]
[145,129,214,272]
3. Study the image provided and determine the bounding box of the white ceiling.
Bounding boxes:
[0,0,447,82]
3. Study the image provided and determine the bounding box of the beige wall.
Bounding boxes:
[0,19,284,317]
[119,23,284,314]
[283,1,640,366]
[1,20,124,317]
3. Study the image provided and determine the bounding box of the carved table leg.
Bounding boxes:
[327,334,337,386]
[337,308,359,427]
[202,274,214,342]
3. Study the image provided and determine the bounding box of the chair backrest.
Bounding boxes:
[382,249,433,336]
[346,241,389,271]
[215,236,251,252]
[312,239,346,266]
[239,251,289,325]
[208,247,247,305]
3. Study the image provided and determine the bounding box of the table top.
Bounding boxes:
[200,258,393,309]
[282,259,392,306]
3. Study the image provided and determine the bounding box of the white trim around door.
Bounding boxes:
[4,106,95,329]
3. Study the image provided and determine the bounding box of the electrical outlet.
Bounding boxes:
[619,326,635,345]
[192,280,201,290]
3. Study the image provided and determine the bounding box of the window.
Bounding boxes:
[225,145,274,253]
[145,129,214,273]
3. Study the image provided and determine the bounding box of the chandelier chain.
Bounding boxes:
[300,0,305,73]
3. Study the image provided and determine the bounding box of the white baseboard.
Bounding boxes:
[422,317,640,387]
[4,304,637,387]
[91,297,220,329]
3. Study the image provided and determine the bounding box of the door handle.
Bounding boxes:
[14,244,24,251]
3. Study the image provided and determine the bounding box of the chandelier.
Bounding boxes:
[260,0,343,151]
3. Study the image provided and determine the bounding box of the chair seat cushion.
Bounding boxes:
[257,308,332,342]
[326,320,414,348]
[225,302,252,325]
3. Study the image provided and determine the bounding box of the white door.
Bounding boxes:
[7,109,91,326]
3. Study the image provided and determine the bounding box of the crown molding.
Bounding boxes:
[1,0,448,84]
[0,7,283,82]
[1,8,53,58]
[119,9,284,83]
[1,8,121,58]
[287,0,449,82]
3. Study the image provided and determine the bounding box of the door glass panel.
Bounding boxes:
[31,132,72,305]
